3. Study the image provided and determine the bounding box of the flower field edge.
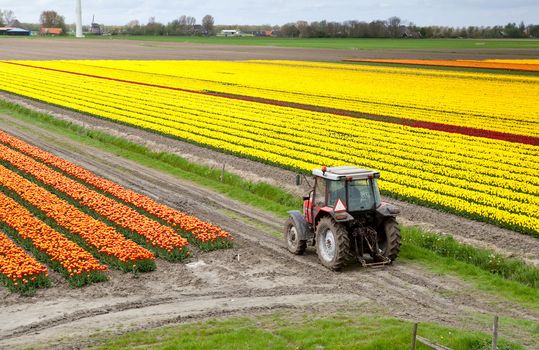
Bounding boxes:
[0,158,190,263]
[0,191,109,288]
[0,231,50,294]
[0,130,234,250]
[347,59,539,72]
[0,143,192,261]
[0,176,157,273]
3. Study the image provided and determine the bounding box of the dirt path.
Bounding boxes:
[0,112,537,349]
[1,91,537,266]
[1,38,538,61]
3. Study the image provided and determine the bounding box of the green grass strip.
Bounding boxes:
[77,36,539,50]
[90,312,524,350]
[402,227,539,289]
[401,227,539,310]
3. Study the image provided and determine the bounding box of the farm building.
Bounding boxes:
[40,28,63,36]
[0,27,31,36]
[219,29,241,37]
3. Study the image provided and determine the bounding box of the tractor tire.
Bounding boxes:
[381,218,401,261]
[316,217,350,270]
[284,217,306,255]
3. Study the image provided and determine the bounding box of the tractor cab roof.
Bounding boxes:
[312,166,380,181]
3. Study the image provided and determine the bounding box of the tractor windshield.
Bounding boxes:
[347,179,381,211]
[327,179,346,207]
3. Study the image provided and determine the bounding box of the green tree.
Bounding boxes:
[39,10,66,33]
[201,14,214,35]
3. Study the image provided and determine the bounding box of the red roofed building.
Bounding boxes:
[40,27,63,36]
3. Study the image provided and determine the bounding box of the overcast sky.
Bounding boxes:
[1,0,537,27]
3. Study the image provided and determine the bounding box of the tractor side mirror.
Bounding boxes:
[295,174,302,186]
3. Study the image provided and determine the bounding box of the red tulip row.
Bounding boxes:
[0,143,189,261]
[0,164,156,272]
[0,230,49,293]
[0,191,108,287]
[0,130,232,251]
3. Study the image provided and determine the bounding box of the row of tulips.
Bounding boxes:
[0,231,49,293]
[0,131,232,251]
[0,61,536,235]
[0,163,156,272]
[349,59,539,72]
[0,143,189,261]
[7,59,536,137]
[0,190,108,287]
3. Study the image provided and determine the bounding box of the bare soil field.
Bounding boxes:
[0,91,538,348]
[1,38,538,61]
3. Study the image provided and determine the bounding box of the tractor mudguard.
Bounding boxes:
[331,211,354,223]
[317,206,354,223]
[287,210,313,241]
[376,203,400,218]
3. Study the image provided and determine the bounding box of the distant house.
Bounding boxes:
[219,29,241,37]
[254,30,275,37]
[6,28,31,36]
[40,27,63,36]
[7,19,27,29]
[402,30,422,38]
[192,24,207,36]
[0,27,31,36]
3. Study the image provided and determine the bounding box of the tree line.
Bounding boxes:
[99,15,539,38]
[1,9,538,39]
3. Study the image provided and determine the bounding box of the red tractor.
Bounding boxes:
[285,166,401,270]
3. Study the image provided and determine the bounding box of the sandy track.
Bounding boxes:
[0,111,538,349]
[1,38,538,61]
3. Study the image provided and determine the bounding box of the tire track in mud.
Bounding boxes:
[0,110,538,349]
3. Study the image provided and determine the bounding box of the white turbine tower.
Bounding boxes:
[75,0,83,38]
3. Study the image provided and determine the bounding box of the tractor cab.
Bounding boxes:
[286,166,401,270]
[306,166,382,225]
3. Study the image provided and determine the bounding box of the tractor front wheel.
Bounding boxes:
[284,217,306,255]
[316,217,350,270]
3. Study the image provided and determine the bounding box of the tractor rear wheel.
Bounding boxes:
[316,217,350,270]
[379,218,401,261]
[284,217,306,255]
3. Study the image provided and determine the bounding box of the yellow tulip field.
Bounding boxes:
[0,60,537,236]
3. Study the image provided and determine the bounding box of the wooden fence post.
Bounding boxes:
[220,163,225,182]
[492,315,498,350]
[411,322,418,350]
